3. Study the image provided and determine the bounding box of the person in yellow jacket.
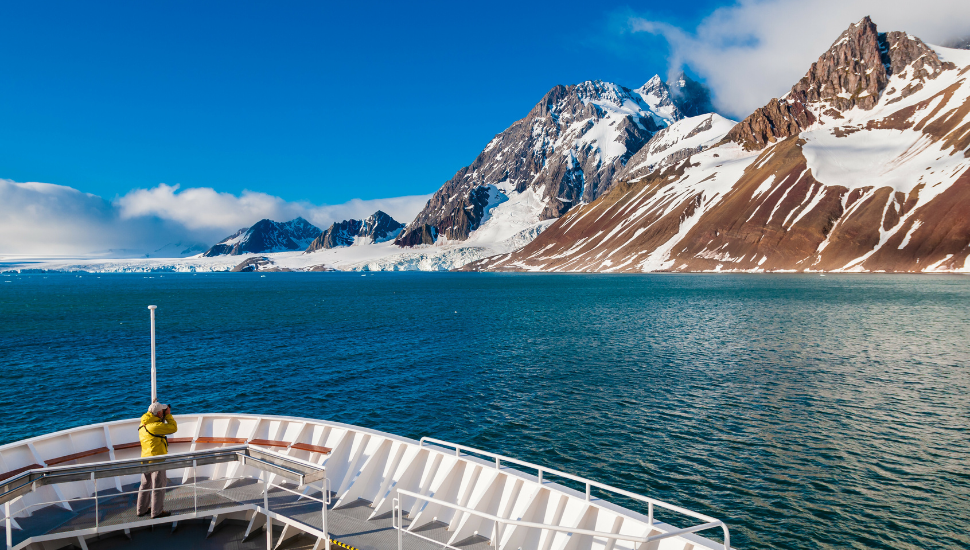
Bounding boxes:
[136,401,178,518]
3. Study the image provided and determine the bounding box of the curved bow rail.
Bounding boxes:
[0,414,732,550]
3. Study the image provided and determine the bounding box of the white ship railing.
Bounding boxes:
[0,415,733,550]
[0,446,330,550]
[393,491,727,550]
[419,437,730,550]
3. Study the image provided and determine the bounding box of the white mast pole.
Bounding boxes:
[148,305,157,403]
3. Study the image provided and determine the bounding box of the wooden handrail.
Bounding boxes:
[46,448,110,466]
[195,437,247,444]
[0,464,42,483]
[249,439,290,448]
[289,443,332,454]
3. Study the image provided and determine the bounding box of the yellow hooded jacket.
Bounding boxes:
[139,412,178,457]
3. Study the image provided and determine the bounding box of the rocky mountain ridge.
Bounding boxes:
[466,18,970,274]
[202,217,321,256]
[305,211,404,252]
[726,17,951,151]
[394,75,718,248]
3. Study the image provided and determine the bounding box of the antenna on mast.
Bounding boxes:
[148,305,157,403]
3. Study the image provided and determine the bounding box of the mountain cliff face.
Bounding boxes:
[304,211,404,252]
[726,17,951,151]
[202,217,321,256]
[395,77,713,248]
[466,18,970,274]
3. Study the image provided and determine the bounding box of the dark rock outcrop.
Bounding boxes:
[232,257,274,272]
[308,219,363,251]
[727,98,818,151]
[395,224,438,247]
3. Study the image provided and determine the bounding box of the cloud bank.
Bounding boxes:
[0,179,430,258]
[630,0,970,118]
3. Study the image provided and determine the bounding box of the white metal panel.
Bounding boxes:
[369,445,429,518]
[561,505,603,550]
[501,486,551,550]
[408,459,467,530]
[313,430,355,483]
[332,432,371,496]
[535,492,569,550]
[446,467,504,544]
[545,496,591,550]
[335,438,392,505]
[614,514,650,550]
[335,434,385,498]
[279,421,306,443]
[589,508,624,550]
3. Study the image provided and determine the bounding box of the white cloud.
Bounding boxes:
[0,179,431,259]
[630,0,970,118]
[115,184,300,232]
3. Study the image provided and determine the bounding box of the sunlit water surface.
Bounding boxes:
[0,272,967,549]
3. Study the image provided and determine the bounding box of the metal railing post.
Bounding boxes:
[264,477,272,550]
[722,524,731,550]
[92,472,99,531]
[648,502,653,529]
[323,477,330,550]
[497,520,504,550]
[394,496,402,550]
[193,460,198,517]
[5,501,12,550]
[585,482,590,501]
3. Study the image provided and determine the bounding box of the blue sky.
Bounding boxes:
[0,0,724,205]
[3,0,965,256]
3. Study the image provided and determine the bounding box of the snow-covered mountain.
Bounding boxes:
[468,17,970,273]
[394,76,714,249]
[616,113,737,182]
[202,217,321,256]
[305,211,404,252]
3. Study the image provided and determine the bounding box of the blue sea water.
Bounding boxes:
[0,272,968,549]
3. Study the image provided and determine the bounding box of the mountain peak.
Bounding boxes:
[305,211,404,252]
[396,77,687,247]
[727,16,953,150]
[202,218,321,257]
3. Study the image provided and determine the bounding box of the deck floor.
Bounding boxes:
[2,479,492,550]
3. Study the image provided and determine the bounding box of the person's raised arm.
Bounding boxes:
[149,407,178,435]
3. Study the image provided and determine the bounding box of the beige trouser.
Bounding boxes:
[136,470,167,517]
